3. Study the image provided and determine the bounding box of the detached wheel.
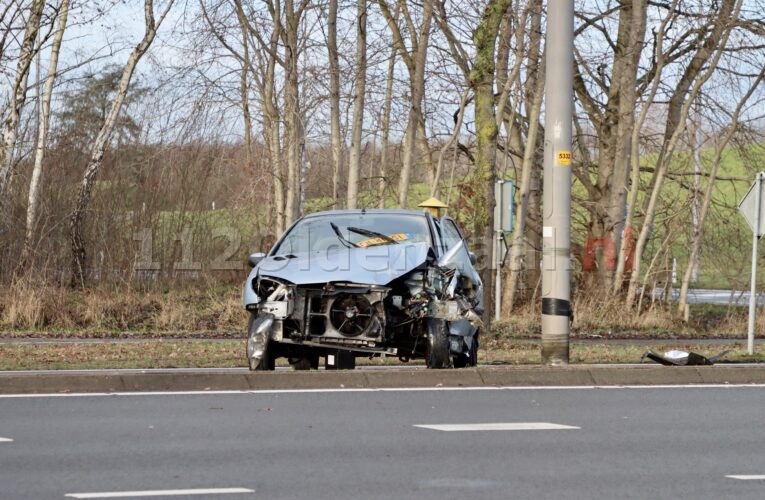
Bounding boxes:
[426,318,452,369]
[247,314,276,371]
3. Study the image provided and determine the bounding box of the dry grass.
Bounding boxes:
[0,280,247,334]
[1,279,72,330]
[493,292,758,339]
[0,279,762,374]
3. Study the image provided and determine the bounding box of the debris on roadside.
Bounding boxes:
[641,349,732,366]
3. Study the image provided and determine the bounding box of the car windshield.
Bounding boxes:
[273,213,431,255]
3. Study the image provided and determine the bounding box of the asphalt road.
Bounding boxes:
[2,386,765,500]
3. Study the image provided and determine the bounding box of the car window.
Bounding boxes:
[440,218,464,249]
[273,213,431,254]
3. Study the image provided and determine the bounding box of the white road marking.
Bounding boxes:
[0,437,13,442]
[726,475,765,480]
[414,423,580,431]
[65,488,254,498]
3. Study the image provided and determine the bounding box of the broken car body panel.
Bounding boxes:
[242,209,483,370]
[642,349,731,366]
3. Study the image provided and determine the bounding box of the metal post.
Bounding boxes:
[541,1,573,365]
[495,228,502,322]
[495,180,504,323]
[747,173,762,355]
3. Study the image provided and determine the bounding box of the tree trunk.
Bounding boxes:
[416,115,435,195]
[0,0,44,204]
[264,12,285,234]
[469,0,512,322]
[328,0,343,207]
[234,1,285,233]
[378,25,398,208]
[346,0,367,209]
[612,0,679,295]
[70,0,174,288]
[22,0,70,267]
[505,0,543,312]
[575,0,646,292]
[282,0,307,224]
[234,5,253,180]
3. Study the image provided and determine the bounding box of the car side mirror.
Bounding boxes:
[469,251,477,266]
[248,252,266,268]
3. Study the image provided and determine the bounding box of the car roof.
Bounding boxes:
[300,208,430,219]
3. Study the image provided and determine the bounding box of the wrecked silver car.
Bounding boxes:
[243,209,483,370]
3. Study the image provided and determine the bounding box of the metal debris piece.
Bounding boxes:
[641,349,731,366]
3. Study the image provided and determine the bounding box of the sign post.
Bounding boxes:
[493,180,514,322]
[738,172,765,355]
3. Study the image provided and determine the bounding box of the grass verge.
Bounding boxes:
[2,282,764,370]
[1,339,762,371]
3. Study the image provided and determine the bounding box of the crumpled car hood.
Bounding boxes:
[254,241,432,286]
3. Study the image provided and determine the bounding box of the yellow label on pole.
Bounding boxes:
[557,151,572,165]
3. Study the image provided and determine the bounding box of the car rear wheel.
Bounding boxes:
[426,318,452,368]
[289,349,320,370]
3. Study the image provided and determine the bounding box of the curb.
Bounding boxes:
[2,365,765,394]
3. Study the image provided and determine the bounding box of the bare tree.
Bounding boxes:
[626,0,743,304]
[677,69,764,316]
[255,4,287,234]
[434,0,512,319]
[611,0,679,295]
[430,90,469,198]
[327,0,343,206]
[228,0,287,233]
[234,3,254,186]
[281,0,311,224]
[377,0,433,208]
[573,0,647,291]
[377,20,398,208]
[0,3,23,64]
[22,0,71,268]
[0,0,44,205]
[497,0,544,312]
[346,0,367,209]
[70,0,175,288]
[469,0,513,319]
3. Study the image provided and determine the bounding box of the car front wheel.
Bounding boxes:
[426,318,452,369]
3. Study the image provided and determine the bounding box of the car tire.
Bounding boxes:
[289,349,320,370]
[453,332,479,368]
[249,348,275,371]
[247,314,275,371]
[469,333,479,366]
[426,318,452,369]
